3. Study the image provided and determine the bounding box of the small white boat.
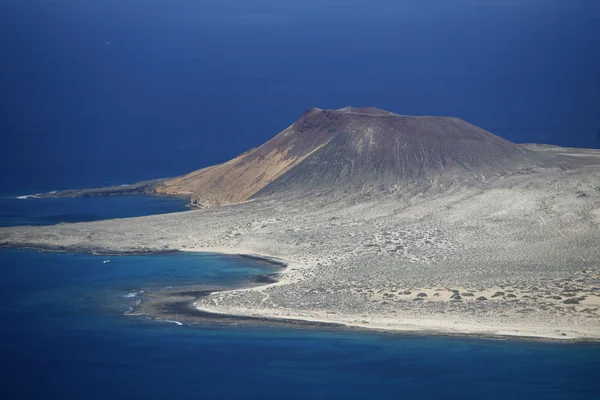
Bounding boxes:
[103,259,111,264]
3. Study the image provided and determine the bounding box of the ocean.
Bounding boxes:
[2,0,600,398]
[1,0,599,192]
[1,196,599,399]
[0,195,188,227]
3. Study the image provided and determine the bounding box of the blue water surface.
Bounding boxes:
[2,0,599,193]
[2,0,600,397]
[1,197,599,399]
[0,195,188,226]
[1,249,599,400]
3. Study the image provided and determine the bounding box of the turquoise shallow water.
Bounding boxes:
[2,248,600,400]
[1,197,599,399]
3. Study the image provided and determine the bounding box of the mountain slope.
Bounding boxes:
[254,108,537,197]
[157,107,541,206]
[155,108,339,207]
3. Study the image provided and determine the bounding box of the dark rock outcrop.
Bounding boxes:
[35,179,167,199]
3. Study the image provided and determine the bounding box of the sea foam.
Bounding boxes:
[16,193,41,199]
[162,320,184,326]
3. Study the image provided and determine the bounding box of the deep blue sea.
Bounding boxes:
[1,0,599,192]
[0,196,189,226]
[1,0,600,398]
[1,196,600,399]
[0,195,188,227]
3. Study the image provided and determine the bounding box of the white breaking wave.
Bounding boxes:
[162,320,184,326]
[123,290,145,298]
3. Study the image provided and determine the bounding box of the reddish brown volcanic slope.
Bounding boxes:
[157,107,539,207]
[155,107,339,207]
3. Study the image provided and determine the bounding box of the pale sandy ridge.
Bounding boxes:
[183,248,600,341]
[194,304,598,341]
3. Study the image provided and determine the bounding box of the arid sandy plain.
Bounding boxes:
[2,144,600,340]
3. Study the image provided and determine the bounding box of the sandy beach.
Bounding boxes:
[184,252,598,341]
[164,246,600,341]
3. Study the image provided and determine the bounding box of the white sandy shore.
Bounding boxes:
[194,304,599,341]
[184,247,600,341]
[181,247,307,290]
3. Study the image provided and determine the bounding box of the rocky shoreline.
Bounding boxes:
[27,179,188,201]
[0,242,181,256]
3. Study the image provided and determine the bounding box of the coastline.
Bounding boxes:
[180,247,288,268]
[1,243,598,342]
[193,303,599,343]
[0,242,182,256]
[153,247,600,343]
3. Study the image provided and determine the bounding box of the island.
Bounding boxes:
[2,107,600,340]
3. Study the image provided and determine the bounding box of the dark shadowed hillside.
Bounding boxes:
[254,107,541,198]
[42,107,598,207]
[156,107,552,206]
